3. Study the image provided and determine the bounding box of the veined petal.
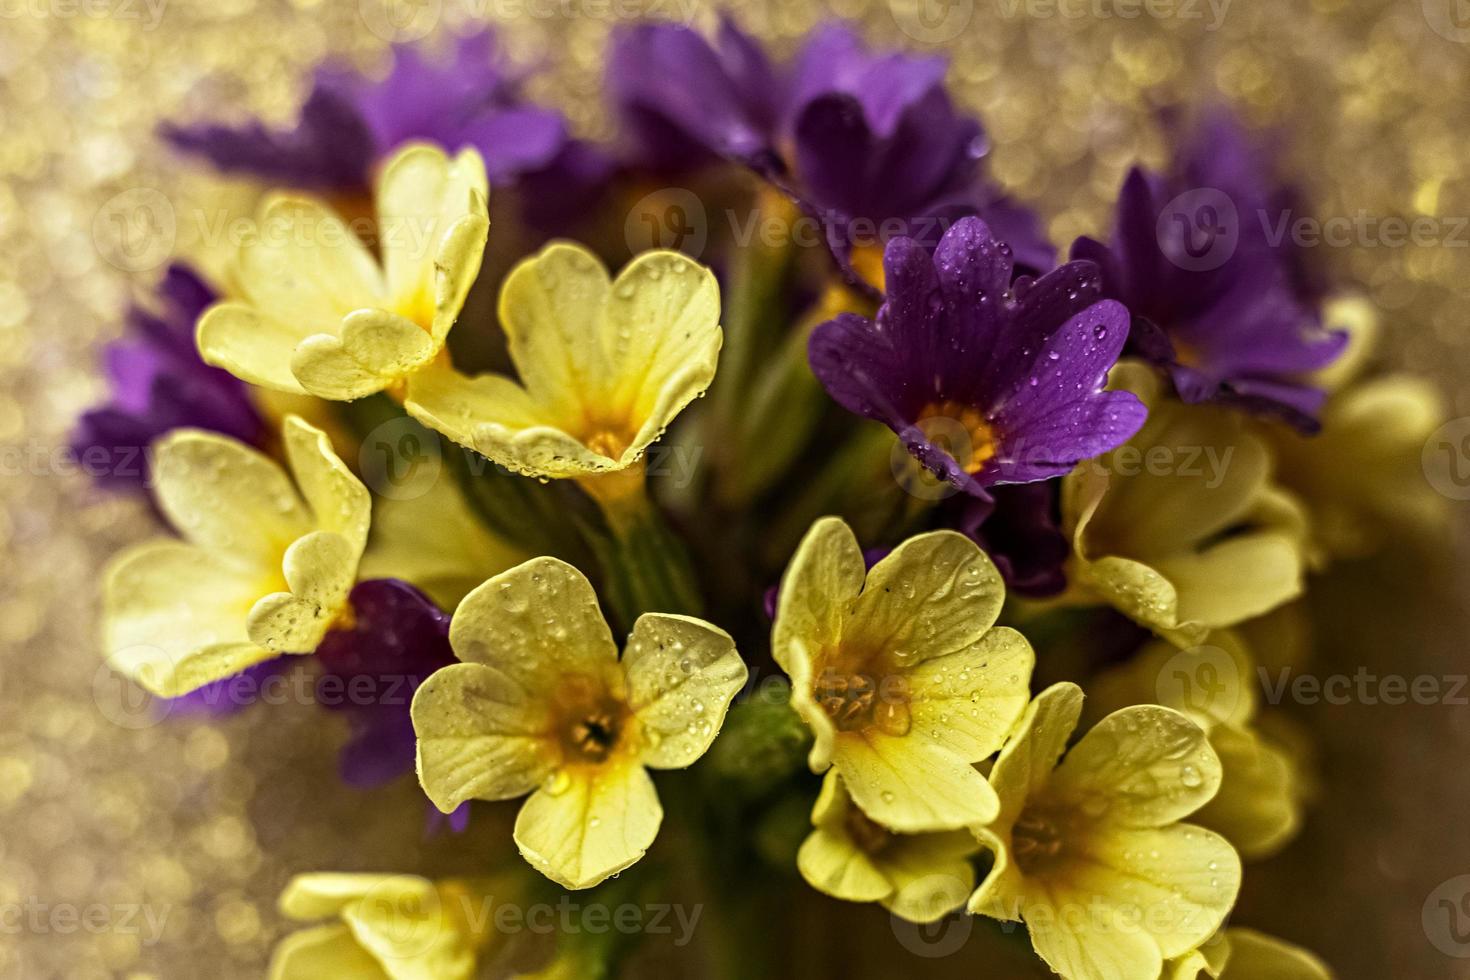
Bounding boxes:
[411,661,557,813]
[986,682,1085,826]
[1051,823,1241,961]
[880,831,978,924]
[797,774,894,904]
[513,761,663,890]
[279,874,413,920]
[269,923,386,980]
[343,879,479,980]
[833,732,997,832]
[1023,883,1165,980]
[772,517,867,676]
[247,531,359,653]
[151,428,310,565]
[283,415,370,553]
[1075,555,1188,641]
[847,531,1006,665]
[623,613,747,769]
[1048,705,1221,829]
[291,310,437,401]
[499,241,614,415]
[103,539,277,696]
[905,626,1034,762]
[602,250,722,448]
[447,558,618,688]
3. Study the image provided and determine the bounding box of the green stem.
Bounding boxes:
[581,469,703,630]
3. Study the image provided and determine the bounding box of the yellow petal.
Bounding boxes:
[832,732,998,832]
[404,363,615,479]
[1047,705,1221,829]
[196,301,311,394]
[247,531,358,653]
[290,309,438,401]
[1194,724,1301,860]
[1164,932,1230,980]
[411,662,556,813]
[279,874,407,920]
[1221,928,1331,979]
[967,827,1026,921]
[361,477,528,610]
[1075,555,1192,641]
[1024,884,1164,980]
[772,517,866,677]
[498,241,614,417]
[376,144,488,340]
[236,194,384,324]
[151,428,309,566]
[847,530,1006,664]
[906,625,1033,762]
[601,250,722,447]
[283,415,370,553]
[879,831,978,924]
[269,923,387,980]
[797,773,893,905]
[513,761,663,890]
[1151,532,1303,633]
[342,878,479,980]
[448,558,618,682]
[1087,633,1257,732]
[103,540,277,696]
[986,682,1085,825]
[1050,823,1241,961]
[623,613,747,769]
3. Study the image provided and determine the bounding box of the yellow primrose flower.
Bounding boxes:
[772,517,1034,832]
[360,476,529,611]
[1062,363,1307,645]
[404,241,721,483]
[198,143,489,400]
[411,557,747,889]
[1168,927,1332,979]
[797,770,977,923]
[104,416,368,696]
[268,873,506,980]
[969,682,1242,980]
[1088,634,1304,860]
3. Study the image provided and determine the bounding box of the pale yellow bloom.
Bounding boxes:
[1088,633,1304,859]
[405,242,721,480]
[772,518,1034,833]
[103,416,368,696]
[969,682,1241,980]
[1062,363,1307,645]
[412,557,747,889]
[797,770,977,922]
[360,476,529,611]
[199,143,488,400]
[1167,927,1332,979]
[268,873,507,980]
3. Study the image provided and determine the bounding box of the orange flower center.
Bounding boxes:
[814,650,912,737]
[915,400,998,475]
[844,805,896,856]
[1012,806,1069,873]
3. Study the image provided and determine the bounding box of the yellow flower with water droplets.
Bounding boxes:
[198,143,489,400]
[1062,362,1307,645]
[103,416,368,696]
[404,241,721,481]
[772,517,1034,833]
[969,682,1242,980]
[1089,633,1305,860]
[411,557,747,890]
[267,872,509,980]
[1167,927,1332,979]
[797,770,977,923]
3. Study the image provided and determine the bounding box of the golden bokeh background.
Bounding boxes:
[3,0,1470,976]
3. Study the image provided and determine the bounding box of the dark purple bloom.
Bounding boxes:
[163,30,612,231]
[1070,108,1346,430]
[166,657,289,716]
[810,217,1147,498]
[954,482,1069,597]
[72,263,265,491]
[607,19,1052,279]
[314,580,456,790]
